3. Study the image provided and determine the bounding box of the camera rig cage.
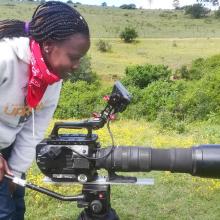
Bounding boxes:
[35,80,138,184]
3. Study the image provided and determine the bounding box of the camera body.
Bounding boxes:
[36,133,99,182]
[36,81,131,183]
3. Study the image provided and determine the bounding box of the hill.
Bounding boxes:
[1,2,220,38]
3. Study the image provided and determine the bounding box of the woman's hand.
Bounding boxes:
[0,154,13,182]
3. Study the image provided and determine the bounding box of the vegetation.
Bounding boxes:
[119,4,136,10]
[66,55,98,84]
[1,2,220,38]
[54,81,103,119]
[184,4,210,19]
[120,26,138,43]
[122,64,171,88]
[96,39,112,52]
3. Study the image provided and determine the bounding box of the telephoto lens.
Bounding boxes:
[96,145,220,179]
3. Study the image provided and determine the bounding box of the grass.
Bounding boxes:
[24,119,220,220]
[89,38,220,82]
[1,2,220,38]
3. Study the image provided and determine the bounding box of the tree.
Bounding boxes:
[212,0,219,6]
[173,0,180,9]
[101,2,107,7]
[197,0,219,6]
[185,4,210,18]
[67,0,73,4]
[119,4,136,9]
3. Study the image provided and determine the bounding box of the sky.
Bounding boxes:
[61,0,199,9]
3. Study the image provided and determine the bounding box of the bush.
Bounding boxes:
[214,9,220,18]
[67,0,73,4]
[156,111,187,133]
[66,55,98,84]
[184,4,210,19]
[121,86,146,120]
[54,81,103,119]
[96,40,112,52]
[120,27,138,43]
[173,58,205,80]
[119,4,136,9]
[181,71,220,121]
[140,80,186,121]
[122,80,186,122]
[122,64,172,89]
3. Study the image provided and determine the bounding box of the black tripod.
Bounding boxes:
[4,174,119,220]
[77,184,119,220]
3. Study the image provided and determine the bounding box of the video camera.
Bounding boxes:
[35,80,133,183]
[5,81,220,220]
[35,80,220,184]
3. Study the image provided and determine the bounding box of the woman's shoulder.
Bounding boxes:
[0,37,30,64]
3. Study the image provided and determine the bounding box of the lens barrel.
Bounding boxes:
[95,145,220,178]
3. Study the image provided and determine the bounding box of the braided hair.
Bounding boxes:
[0,1,89,42]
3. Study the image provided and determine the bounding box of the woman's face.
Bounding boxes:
[42,33,90,79]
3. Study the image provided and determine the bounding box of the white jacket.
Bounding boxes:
[0,37,62,177]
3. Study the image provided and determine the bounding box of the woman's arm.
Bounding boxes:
[7,82,62,177]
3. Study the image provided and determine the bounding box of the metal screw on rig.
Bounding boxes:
[78,174,88,183]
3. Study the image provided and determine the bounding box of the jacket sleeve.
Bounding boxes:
[0,59,7,86]
[7,82,62,177]
[0,45,13,86]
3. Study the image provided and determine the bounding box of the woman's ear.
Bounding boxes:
[42,41,56,54]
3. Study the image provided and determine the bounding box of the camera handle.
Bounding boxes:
[50,118,106,139]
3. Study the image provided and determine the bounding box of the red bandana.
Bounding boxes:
[26,39,60,108]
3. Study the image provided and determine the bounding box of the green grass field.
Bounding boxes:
[90,38,220,82]
[1,1,220,38]
[1,1,220,219]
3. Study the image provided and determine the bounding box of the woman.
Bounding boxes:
[0,1,90,219]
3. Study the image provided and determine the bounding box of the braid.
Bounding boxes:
[0,20,27,39]
[0,1,89,42]
[29,1,89,43]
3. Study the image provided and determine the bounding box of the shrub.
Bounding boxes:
[214,9,220,18]
[67,0,73,4]
[184,4,210,19]
[122,80,186,122]
[120,27,138,43]
[66,55,98,84]
[140,80,186,121]
[54,81,103,119]
[156,111,187,133]
[173,58,206,80]
[119,4,136,9]
[181,71,220,121]
[96,40,112,52]
[121,86,146,120]
[122,64,172,89]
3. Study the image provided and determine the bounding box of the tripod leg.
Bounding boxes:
[77,184,120,220]
[77,208,119,220]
